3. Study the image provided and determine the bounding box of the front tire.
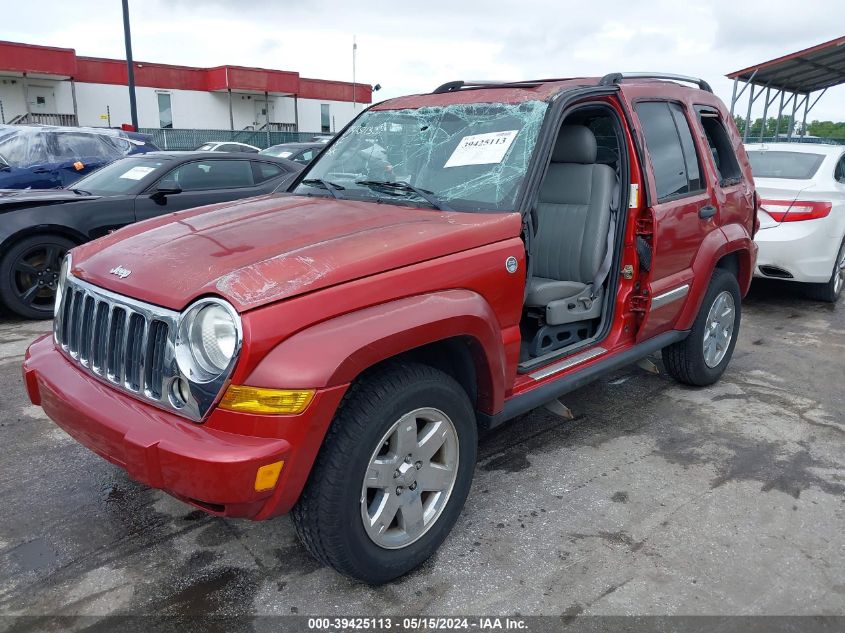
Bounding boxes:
[291,362,477,584]
[805,238,845,303]
[663,268,741,386]
[0,234,74,320]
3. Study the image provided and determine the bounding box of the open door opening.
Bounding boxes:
[518,103,629,370]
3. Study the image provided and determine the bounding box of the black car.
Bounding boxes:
[0,151,301,318]
[259,142,324,165]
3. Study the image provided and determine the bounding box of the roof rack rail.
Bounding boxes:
[599,72,713,93]
[432,80,545,94]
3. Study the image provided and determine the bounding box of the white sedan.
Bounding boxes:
[747,143,845,302]
[194,141,260,153]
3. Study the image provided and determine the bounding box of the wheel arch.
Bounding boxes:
[0,224,86,259]
[243,289,509,415]
[674,225,754,331]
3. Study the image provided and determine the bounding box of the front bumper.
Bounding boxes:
[754,220,840,283]
[23,334,346,519]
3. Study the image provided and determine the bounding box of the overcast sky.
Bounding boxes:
[5,0,843,122]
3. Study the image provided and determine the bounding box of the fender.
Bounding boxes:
[0,222,87,255]
[674,223,755,331]
[720,222,757,294]
[245,289,509,414]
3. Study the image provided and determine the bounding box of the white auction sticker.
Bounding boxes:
[119,165,157,180]
[444,130,519,168]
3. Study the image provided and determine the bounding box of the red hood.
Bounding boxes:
[71,193,521,312]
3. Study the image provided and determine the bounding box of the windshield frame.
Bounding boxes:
[286,85,616,221]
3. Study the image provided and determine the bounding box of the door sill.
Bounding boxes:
[479,330,688,430]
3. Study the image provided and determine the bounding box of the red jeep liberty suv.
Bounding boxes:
[23,73,757,584]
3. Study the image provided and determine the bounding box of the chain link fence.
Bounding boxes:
[139,128,322,150]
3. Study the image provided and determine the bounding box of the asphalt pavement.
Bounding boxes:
[0,280,842,625]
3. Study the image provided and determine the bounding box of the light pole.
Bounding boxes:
[122,0,139,129]
[352,35,357,111]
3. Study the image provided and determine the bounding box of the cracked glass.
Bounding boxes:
[294,100,549,212]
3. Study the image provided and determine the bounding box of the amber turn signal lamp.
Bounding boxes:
[255,461,284,491]
[219,386,315,414]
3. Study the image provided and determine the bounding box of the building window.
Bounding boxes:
[158,93,173,129]
[320,104,330,133]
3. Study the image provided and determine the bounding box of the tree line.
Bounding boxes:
[733,115,845,139]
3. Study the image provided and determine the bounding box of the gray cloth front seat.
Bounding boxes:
[526,125,615,325]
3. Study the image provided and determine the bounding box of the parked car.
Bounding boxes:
[746,143,845,302]
[259,142,324,165]
[23,74,756,583]
[194,141,260,153]
[0,124,158,190]
[310,134,334,144]
[1,152,301,318]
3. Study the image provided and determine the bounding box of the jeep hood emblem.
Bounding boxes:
[109,265,132,279]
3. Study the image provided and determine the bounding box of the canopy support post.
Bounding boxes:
[729,77,739,116]
[801,93,810,138]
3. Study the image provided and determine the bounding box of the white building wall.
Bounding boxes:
[0,76,75,123]
[1,77,363,132]
[0,78,27,123]
[295,99,361,134]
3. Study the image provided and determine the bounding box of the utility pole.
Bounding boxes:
[122,0,139,129]
[352,35,357,111]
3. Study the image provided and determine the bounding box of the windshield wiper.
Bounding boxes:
[69,188,93,196]
[301,178,345,200]
[355,180,452,211]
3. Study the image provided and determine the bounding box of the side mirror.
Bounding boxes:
[155,179,182,196]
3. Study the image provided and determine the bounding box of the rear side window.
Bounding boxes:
[53,133,117,160]
[635,101,702,201]
[166,159,255,190]
[747,151,825,180]
[253,161,285,183]
[668,104,702,192]
[836,154,845,183]
[696,109,742,185]
[294,148,317,164]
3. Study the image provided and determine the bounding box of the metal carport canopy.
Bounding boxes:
[726,36,845,142]
[727,36,845,93]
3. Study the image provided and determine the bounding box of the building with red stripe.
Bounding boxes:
[0,40,373,133]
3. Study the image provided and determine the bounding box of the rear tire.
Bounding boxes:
[291,362,477,584]
[805,238,845,303]
[663,268,741,386]
[0,234,74,320]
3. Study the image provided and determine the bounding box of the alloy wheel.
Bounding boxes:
[703,290,735,368]
[834,241,845,297]
[12,244,66,312]
[360,407,459,549]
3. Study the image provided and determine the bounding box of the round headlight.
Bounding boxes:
[188,303,237,374]
[54,255,70,317]
[177,299,240,382]
[190,304,237,373]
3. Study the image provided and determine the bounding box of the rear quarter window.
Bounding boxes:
[747,151,825,180]
[695,109,743,186]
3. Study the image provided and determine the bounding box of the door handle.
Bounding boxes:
[699,205,717,219]
[32,167,52,174]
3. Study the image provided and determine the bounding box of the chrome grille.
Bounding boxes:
[54,275,183,415]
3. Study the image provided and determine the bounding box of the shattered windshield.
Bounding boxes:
[294,100,549,212]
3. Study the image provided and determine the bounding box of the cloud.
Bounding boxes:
[6,0,844,121]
